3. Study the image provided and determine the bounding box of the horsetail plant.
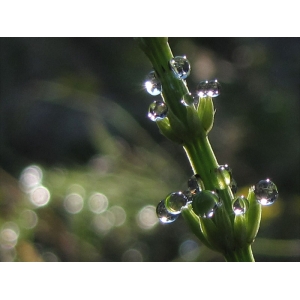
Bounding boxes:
[136,37,278,262]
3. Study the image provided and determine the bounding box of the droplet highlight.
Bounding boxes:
[148,100,168,121]
[169,56,191,80]
[207,79,221,97]
[192,190,219,218]
[215,165,231,190]
[156,200,179,224]
[145,70,162,96]
[254,179,278,206]
[197,79,221,98]
[164,191,188,215]
[233,196,249,215]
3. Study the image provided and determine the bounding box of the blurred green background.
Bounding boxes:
[0,37,299,262]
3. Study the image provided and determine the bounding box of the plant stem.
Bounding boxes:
[137,37,256,262]
[223,245,255,262]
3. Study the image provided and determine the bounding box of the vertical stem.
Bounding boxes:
[137,37,256,262]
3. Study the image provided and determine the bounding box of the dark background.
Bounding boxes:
[0,37,299,261]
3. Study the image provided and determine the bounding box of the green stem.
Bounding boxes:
[137,37,256,262]
[223,245,255,262]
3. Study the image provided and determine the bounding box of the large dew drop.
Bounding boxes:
[232,196,249,215]
[148,100,168,121]
[156,200,179,224]
[192,190,219,218]
[180,93,195,106]
[145,70,162,96]
[169,56,191,80]
[164,191,188,215]
[254,179,278,206]
[197,79,221,98]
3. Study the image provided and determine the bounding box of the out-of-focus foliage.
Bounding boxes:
[0,38,299,261]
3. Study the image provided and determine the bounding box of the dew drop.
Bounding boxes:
[215,165,231,190]
[207,79,221,97]
[144,70,162,96]
[180,93,195,106]
[156,200,179,224]
[187,174,203,197]
[164,191,188,215]
[197,79,221,98]
[197,80,209,98]
[192,190,219,218]
[169,56,191,80]
[254,179,278,206]
[148,100,168,121]
[233,196,249,215]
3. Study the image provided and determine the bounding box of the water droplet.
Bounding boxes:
[197,80,209,98]
[148,100,168,121]
[169,56,191,80]
[156,200,179,224]
[207,79,221,97]
[144,70,162,96]
[192,190,219,218]
[233,196,249,215]
[254,179,278,206]
[197,79,221,98]
[187,174,202,196]
[215,165,231,190]
[180,93,195,106]
[164,191,188,215]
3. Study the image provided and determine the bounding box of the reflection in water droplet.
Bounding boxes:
[109,206,126,227]
[137,205,159,229]
[0,222,20,249]
[148,100,168,121]
[156,200,179,224]
[145,70,162,96]
[181,93,195,106]
[233,196,249,215]
[192,190,219,218]
[19,165,43,192]
[20,209,38,229]
[122,248,143,262]
[254,179,278,206]
[179,239,200,261]
[30,186,51,207]
[207,79,221,97]
[164,192,188,215]
[187,174,203,197]
[197,80,209,98]
[88,193,108,214]
[197,79,221,98]
[215,165,231,190]
[64,193,84,214]
[169,56,191,80]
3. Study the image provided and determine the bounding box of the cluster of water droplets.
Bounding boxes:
[144,55,222,121]
[156,163,279,223]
